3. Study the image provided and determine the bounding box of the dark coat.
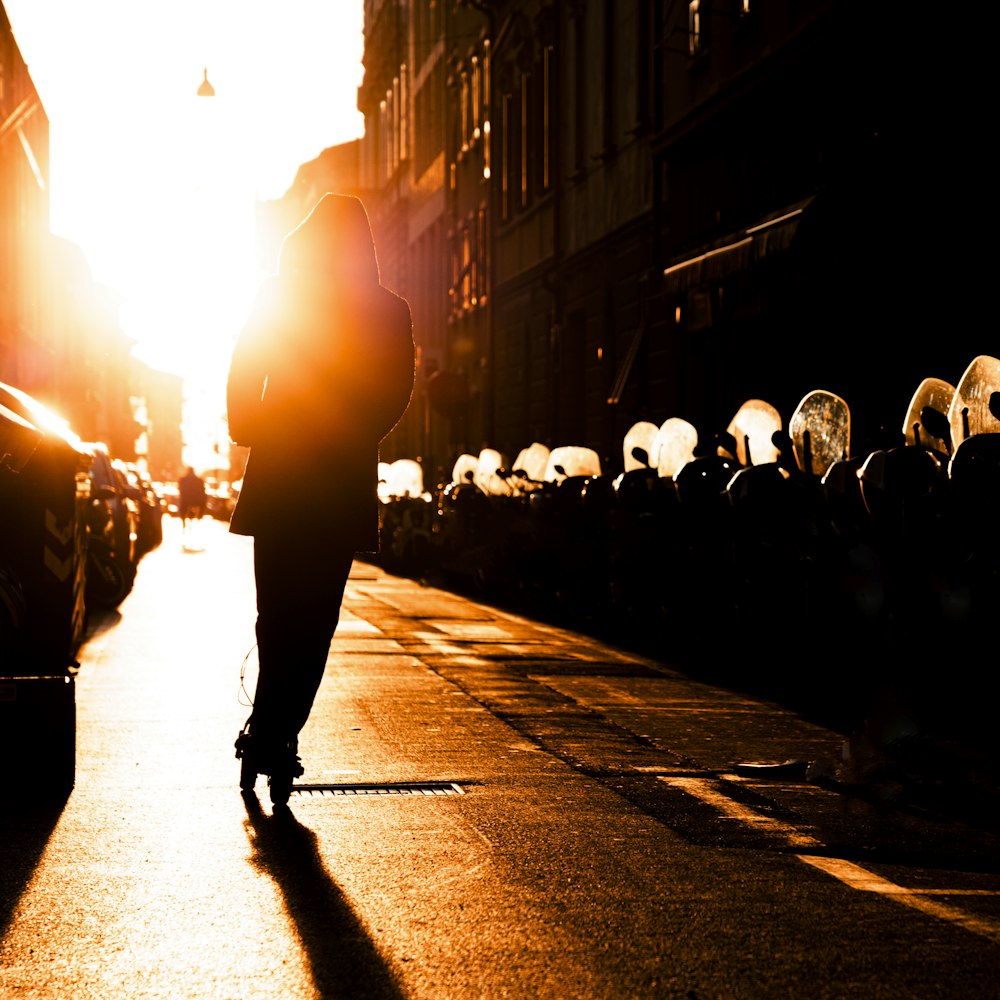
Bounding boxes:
[226,194,414,552]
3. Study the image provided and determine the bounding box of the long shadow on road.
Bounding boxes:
[0,800,66,942]
[242,793,407,1000]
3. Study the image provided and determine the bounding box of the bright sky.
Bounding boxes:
[4,0,365,468]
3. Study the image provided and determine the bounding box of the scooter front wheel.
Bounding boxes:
[86,549,129,609]
[239,754,257,792]
[268,773,292,807]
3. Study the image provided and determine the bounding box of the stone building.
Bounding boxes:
[360,0,993,475]
[0,1,50,393]
[1,3,141,460]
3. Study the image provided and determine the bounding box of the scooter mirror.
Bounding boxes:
[789,389,850,477]
[949,355,1000,445]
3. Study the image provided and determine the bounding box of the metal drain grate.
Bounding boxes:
[291,781,464,797]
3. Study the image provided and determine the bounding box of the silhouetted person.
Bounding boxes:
[177,466,207,528]
[228,193,414,803]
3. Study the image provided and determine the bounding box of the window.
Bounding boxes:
[483,40,491,109]
[501,92,511,219]
[414,60,443,177]
[476,207,488,305]
[542,46,552,189]
[392,77,401,170]
[572,13,586,173]
[481,42,492,178]
[472,56,481,137]
[460,70,470,153]
[399,65,409,163]
[688,0,701,57]
[379,97,390,182]
[462,224,472,310]
[449,231,460,314]
[602,0,615,152]
[521,73,530,208]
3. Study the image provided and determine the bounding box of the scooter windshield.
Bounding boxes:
[623,421,659,472]
[451,453,479,487]
[512,442,550,483]
[475,448,513,496]
[902,377,955,453]
[789,389,850,477]
[543,446,602,483]
[386,458,425,498]
[726,399,780,467]
[652,418,698,478]
[949,355,1000,445]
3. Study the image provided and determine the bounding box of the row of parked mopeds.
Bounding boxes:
[376,355,1000,744]
[0,380,163,676]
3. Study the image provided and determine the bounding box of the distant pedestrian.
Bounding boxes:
[228,193,415,806]
[177,467,206,528]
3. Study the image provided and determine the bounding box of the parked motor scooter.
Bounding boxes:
[607,421,683,631]
[722,394,836,689]
[834,359,1000,794]
[940,355,1000,646]
[521,446,610,623]
[84,485,132,610]
[668,425,741,654]
[379,458,435,576]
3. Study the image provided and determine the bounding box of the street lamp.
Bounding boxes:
[197,68,215,97]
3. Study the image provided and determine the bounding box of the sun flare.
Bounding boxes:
[4,0,366,466]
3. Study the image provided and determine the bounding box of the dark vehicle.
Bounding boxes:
[157,480,181,518]
[122,463,164,557]
[82,499,131,610]
[0,383,87,795]
[0,382,90,672]
[83,444,141,608]
[204,476,236,522]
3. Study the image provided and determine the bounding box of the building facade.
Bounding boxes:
[0,2,50,394]
[1,4,148,466]
[360,0,992,476]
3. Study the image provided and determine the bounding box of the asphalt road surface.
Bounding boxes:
[2,515,999,999]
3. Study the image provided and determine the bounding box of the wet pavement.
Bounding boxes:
[2,515,999,999]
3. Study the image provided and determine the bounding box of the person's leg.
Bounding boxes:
[288,549,354,732]
[249,534,354,757]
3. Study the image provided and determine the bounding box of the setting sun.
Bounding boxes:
[4,0,365,463]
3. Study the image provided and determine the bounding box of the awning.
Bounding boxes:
[662,196,814,295]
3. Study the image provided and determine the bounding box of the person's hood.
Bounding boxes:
[277,193,380,286]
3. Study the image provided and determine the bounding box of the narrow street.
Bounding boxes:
[2,515,999,999]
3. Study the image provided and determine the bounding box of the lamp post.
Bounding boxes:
[197,67,216,97]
